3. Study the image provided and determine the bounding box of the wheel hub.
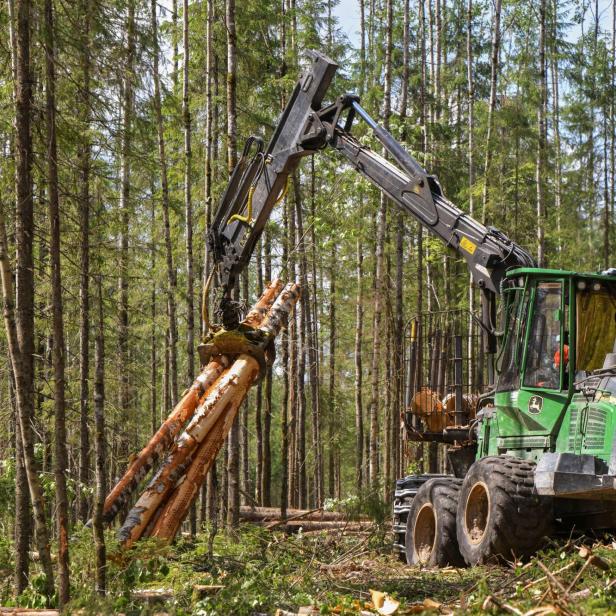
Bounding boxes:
[465,481,490,545]
[413,503,437,563]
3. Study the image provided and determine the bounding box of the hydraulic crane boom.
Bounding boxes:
[208,50,534,340]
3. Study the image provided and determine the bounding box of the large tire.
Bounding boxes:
[456,456,552,565]
[405,478,464,567]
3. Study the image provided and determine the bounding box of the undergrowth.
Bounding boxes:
[0,523,615,614]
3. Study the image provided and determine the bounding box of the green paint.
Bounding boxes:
[477,269,616,465]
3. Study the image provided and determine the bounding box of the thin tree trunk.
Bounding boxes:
[182,0,197,537]
[611,0,615,259]
[327,243,336,498]
[7,0,30,593]
[308,157,322,505]
[394,0,409,483]
[287,194,298,508]
[92,276,107,595]
[354,238,364,493]
[369,0,393,488]
[355,0,366,494]
[202,0,214,339]
[293,175,307,508]
[44,0,69,602]
[466,0,476,386]
[280,196,290,519]
[481,0,502,223]
[118,0,135,464]
[550,0,563,262]
[150,197,157,436]
[172,0,178,87]
[151,0,179,407]
[225,0,240,529]
[262,227,272,506]
[536,0,547,266]
[241,269,250,504]
[77,0,92,524]
[183,0,195,388]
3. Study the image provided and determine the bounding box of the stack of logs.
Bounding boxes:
[100,280,300,548]
[239,506,371,534]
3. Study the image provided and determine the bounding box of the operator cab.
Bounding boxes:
[498,268,616,395]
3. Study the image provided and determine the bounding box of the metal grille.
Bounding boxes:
[584,407,607,450]
[568,407,579,450]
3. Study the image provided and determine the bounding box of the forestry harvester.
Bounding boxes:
[206,50,616,566]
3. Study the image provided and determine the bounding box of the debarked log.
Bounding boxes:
[117,282,300,547]
[101,280,283,524]
[147,283,301,543]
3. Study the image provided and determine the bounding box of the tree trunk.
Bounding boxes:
[481,0,502,223]
[77,0,92,524]
[309,157,322,505]
[293,175,307,508]
[44,0,69,602]
[280,198,290,518]
[92,276,107,595]
[8,0,55,599]
[118,0,135,465]
[287,194,298,508]
[183,0,195,389]
[327,243,336,498]
[536,0,547,266]
[151,0,179,407]
[150,196,157,437]
[549,0,563,262]
[466,0,476,387]
[225,0,240,529]
[369,0,393,489]
[7,0,30,594]
[262,227,272,506]
[354,237,364,493]
[182,0,197,538]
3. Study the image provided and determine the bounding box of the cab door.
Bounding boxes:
[495,279,570,455]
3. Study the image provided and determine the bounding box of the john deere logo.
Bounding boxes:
[528,395,543,415]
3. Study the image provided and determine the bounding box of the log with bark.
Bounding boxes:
[96,281,282,534]
[238,506,369,523]
[113,282,300,547]
[102,280,284,525]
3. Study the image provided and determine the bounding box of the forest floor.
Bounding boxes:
[4,522,608,615]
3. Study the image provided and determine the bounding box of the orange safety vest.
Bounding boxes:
[554,344,569,368]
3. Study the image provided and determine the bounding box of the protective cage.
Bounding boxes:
[404,309,489,441]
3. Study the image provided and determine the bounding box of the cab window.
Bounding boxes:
[497,287,527,392]
[523,282,563,390]
[576,280,616,373]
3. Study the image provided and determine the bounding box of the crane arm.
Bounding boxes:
[207,50,534,332]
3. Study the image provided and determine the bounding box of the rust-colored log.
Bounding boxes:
[102,356,227,523]
[243,279,284,327]
[144,283,301,543]
[101,280,282,524]
[118,355,259,546]
[149,397,236,540]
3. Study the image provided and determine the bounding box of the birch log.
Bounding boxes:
[118,282,299,547]
[102,280,283,523]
